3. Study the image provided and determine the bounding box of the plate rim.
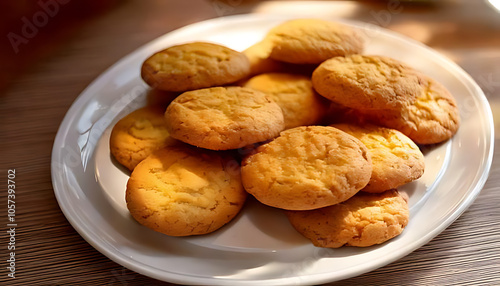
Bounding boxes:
[51,14,495,285]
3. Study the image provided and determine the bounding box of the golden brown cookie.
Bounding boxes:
[331,123,425,193]
[242,40,288,76]
[126,146,247,236]
[241,126,372,210]
[285,189,409,248]
[109,106,177,171]
[365,76,459,144]
[242,39,318,77]
[141,42,250,92]
[330,76,460,145]
[243,73,327,129]
[165,86,285,150]
[266,18,364,64]
[312,55,424,110]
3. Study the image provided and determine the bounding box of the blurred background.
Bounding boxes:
[1,0,499,129]
[1,0,500,96]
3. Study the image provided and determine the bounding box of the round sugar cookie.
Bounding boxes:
[243,73,327,129]
[243,40,288,76]
[286,190,409,248]
[330,76,460,145]
[126,146,247,236]
[357,76,460,145]
[331,123,425,193]
[141,42,250,92]
[242,40,317,77]
[266,18,364,64]
[312,55,424,110]
[165,86,285,150]
[241,126,372,210]
[109,106,177,171]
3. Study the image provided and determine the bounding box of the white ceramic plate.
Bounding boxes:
[51,15,494,285]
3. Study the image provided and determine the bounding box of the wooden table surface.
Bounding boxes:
[1,0,499,285]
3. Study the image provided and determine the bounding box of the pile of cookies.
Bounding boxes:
[109,18,459,248]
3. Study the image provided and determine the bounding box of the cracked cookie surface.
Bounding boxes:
[312,55,424,110]
[332,123,425,193]
[241,126,372,210]
[331,76,460,144]
[358,76,460,144]
[141,42,250,92]
[266,18,364,64]
[165,86,285,150]
[126,146,247,236]
[285,189,409,248]
[110,106,177,170]
[243,73,327,129]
